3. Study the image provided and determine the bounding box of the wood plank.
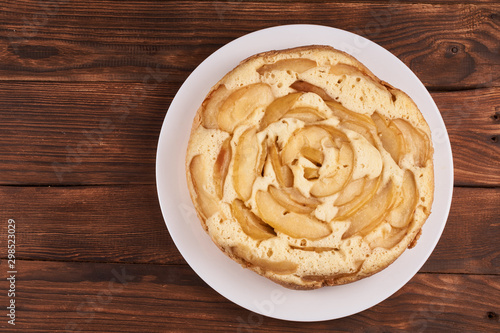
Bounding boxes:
[421,187,500,274]
[432,88,500,186]
[0,185,498,274]
[1,1,498,89]
[0,82,498,186]
[0,260,497,331]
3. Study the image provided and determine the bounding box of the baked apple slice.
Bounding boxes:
[368,225,407,249]
[231,244,298,275]
[257,58,317,75]
[386,170,418,228]
[284,107,324,123]
[342,180,395,238]
[189,155,220,221]
[281,127,330,165]
[201,85,231,129]
[290,80,334,101]
[269,139,294,187]
[310,143,353,197]
[259,93,302,130]
[336,175,381,219]
[393,119,431,167]
[256,190,331,240]
[371,112,404,163]
[217,83,273,133]
[269,185,314,214]
[213,137,232,199]
[335,177,366,206]
[231,199,275,240]
[233,127,259,201]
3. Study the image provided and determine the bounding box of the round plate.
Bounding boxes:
[156,24,453,321]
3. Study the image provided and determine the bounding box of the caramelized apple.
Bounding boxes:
[256,190,331,240]
[335,177,366,206]
[231,244,298,274]
[386,170,418,228]
[284,107,324,123]
[342,180,395,238]
[290,80,333,101]
[393,119,431,167]
[233,127,259,201]
[214,137,232,199]
[217,83,273,133]
[371,112,404,163]
[269,185,314,214]
[336,176,381,219]
[201,85,231,129]
[269,139,293,187]
[189,155,220,221]
[257,58,317,75]
[231,199,275,240]
[368,225,407,249]
[259,93,301,130]
[310,143,353,197]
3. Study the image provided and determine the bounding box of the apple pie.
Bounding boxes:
[185,45,434,289]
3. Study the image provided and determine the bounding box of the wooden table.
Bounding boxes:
[0,1,498,331]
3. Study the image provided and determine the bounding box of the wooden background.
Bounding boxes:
[0,1,499,331]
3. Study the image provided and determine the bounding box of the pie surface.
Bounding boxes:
[185,45,434,289]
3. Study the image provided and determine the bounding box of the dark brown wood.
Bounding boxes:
[1,185,498,275]
[0,1,497,331]
[432,88,500,187]
[0,2,498,89]
[420,187,500,274]
[0,82,498,186]
[0,260,497,332]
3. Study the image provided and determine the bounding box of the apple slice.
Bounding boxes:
[301,146,324,166]
[231,199,275,240]
[310,143,353,197]
[217,83,273,133]
[335,177,366,206]
[342,180,395,239]
[386,170,418,228]
[290,80,334,101]
[201,85,231,129]
[325,100,378,144]
[303,167,320,180]
[371,112,404,163]
[231,244,298,275]
[392,119,431,167]
[329,63,385,91]
[257,58,317,75]
[284,107,324,123]
[269,140,294,187]
[368,226,407,249]
[282,187,321,207]
[281,127,330,165]
[256,190,331,240]
[213,137,232,199]
[336,175,381,219]
[269,185,314,214]
[233,127,259,201]
[189,155,220,221]
[259,93,301,130]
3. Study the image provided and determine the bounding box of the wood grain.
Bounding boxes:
[0,260,497,332]
[432,88,500,186]
[0,1,498,89]
[0,82,498,186]
[1,185,498,274]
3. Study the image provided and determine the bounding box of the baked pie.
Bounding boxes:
[185,45,434,289]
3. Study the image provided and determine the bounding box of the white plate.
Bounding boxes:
[156,25,453,321]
